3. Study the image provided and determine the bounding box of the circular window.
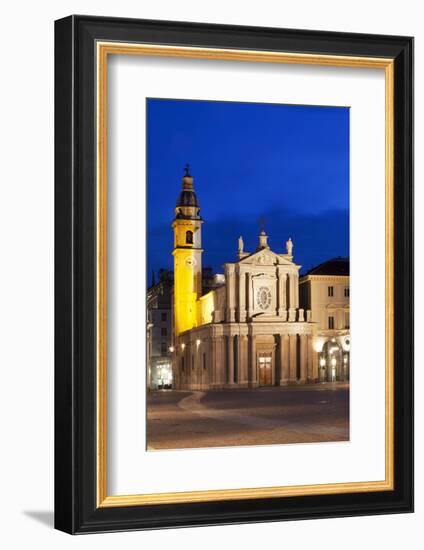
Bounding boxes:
[256,286,272,310]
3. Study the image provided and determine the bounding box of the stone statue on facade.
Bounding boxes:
[286,237,293,256]
[238,236,244,254]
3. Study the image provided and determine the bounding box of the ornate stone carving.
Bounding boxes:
[256,286,272,310]
[254,252,274,265]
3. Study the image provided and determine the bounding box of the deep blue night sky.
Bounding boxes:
[147,98,349,284]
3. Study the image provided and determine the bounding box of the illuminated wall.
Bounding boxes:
[197,291,215,326]
[172,218,203,336]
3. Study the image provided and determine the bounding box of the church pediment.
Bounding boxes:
[239,248,293,266]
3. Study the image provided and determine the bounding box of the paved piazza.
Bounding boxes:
[147,384,349,450]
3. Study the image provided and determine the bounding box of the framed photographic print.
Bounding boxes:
[54,15,414,533]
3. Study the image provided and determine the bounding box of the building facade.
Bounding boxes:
[172,168,318,390]
[147,271,173,390]
[299,258,350,382]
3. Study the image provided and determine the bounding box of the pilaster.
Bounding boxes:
[238,268,246,322]
[227,335,235,385]
[279,334,289,385]
[289,334,297,382]
[277,267,287,317]
[307,335,314,382]
[247,272,253,318]
[238,335,249,385]
[249,334,257,386]
[225,264,236,322]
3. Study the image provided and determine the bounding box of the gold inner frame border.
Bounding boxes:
[96,42,394,508]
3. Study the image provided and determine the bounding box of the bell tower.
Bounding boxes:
[172,165,203,335]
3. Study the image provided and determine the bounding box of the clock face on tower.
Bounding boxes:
[256,286,272,310]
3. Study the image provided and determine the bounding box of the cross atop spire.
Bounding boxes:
[175,163,200,211]
[258,216,267,233]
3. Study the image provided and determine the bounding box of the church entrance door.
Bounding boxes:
[258,353,272,386]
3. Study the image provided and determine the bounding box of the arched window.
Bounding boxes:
[186,230,193,244]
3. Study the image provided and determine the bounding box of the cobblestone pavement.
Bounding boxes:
[147,384,349,450]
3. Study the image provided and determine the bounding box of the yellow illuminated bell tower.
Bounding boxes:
[172,165,203,336]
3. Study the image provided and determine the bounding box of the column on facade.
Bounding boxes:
[249,334,257,386]
[293,273,299,309]
[277,267,287,319]
[220,336,227,387]
[238,335,248,386]
[234,335,239,383]
[214,336,225,388]
[204,337,210,388]
[279,334,289,385]
[290,273,296,309]
[288,272,297,321]
[289,334,297,382]
[238,268,246,322]
[307,335,313,382]
[246,272,253,318]
[212,338,218,388]
[225,264,236,322]
[285,272,290,310]
[227,335,234,385]
[299,334,307,382]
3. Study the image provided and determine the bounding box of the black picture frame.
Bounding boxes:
[55,15,413,534]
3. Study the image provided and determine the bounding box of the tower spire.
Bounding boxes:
[176,164,200,210]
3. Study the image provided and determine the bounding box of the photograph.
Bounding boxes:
[146,98,350,450]
[51,11,413,536]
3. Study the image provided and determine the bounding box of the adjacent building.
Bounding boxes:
[147,271,173,390]
[299,258,350,382]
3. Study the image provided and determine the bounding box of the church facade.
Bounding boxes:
[172,169,319,390]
